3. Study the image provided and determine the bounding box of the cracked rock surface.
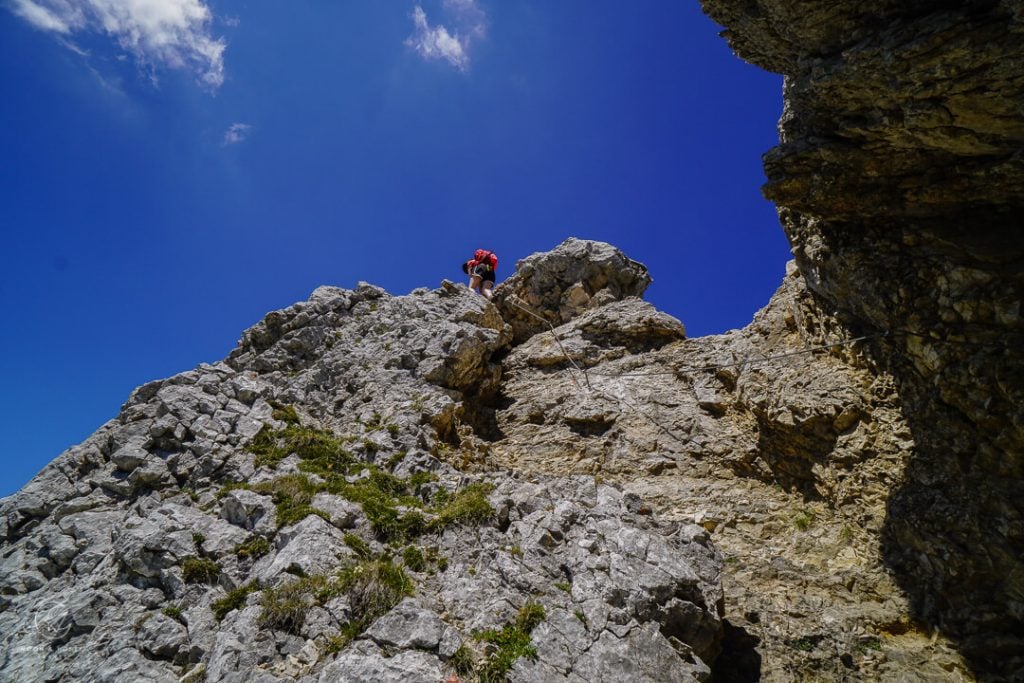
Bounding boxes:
[1,241,722,683]
[700,1,1024,679]
[1,230,1013,681]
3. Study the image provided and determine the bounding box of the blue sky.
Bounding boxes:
[0,0,786,496]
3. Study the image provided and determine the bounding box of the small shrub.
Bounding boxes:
[235,537,271,560]
[857,637,882,652]
[252,474,330,528]
[269,401,301,425]
[344,533,372,559]
[509,544,522,557]
[338,558,414,624]
[430,482,495,531]
[475,601,547,682]
[793,509,815,531]
[212,581,259,621]
[259,579,315,633]
[192,532,206,549]
[402,546,426,572]
[449,644,475,676]
[162,605,183,622]
[182,557,220,584]
[553,581,571,593]
[791,638,815,652]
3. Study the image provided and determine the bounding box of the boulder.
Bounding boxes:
[493,238,653,343]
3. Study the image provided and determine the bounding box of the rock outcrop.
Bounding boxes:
[699,1,1024,679]
[1,241,726,683]
[5,233,1005,681]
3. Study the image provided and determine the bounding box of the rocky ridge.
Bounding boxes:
[3,235,996,681]
[1,240,725,683]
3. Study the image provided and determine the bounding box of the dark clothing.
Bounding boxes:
[473,263,495,283]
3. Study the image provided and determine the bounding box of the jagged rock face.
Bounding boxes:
[0,249,721,683]
[490,261,974,681]
[493,237,654,344]
[700,1,1024,678]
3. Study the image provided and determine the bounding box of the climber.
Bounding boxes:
[462,248,498,299]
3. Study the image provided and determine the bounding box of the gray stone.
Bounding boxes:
[493,238,653,343]
[363,598,447,651]
[258,515,351,583]
[221,489,276,536]
[317,644,444,683]
[310,493,360,530]
[136,612,188,658]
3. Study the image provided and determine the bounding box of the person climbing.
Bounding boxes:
[462,248,498,299]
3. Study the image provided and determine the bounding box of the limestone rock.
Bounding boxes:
[493,237,653,343]
[362,598,449,651]
[699,1,1024,678]
[2,235,1008,681]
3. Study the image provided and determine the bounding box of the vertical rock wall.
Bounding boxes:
[699,1,1024,678]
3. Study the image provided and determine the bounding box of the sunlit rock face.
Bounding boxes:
[0,243,726,683]
[700,0,1024,678]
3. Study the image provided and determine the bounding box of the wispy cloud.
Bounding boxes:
[405,0,486,71]
[7,0,226,88]
[223,122,252,145]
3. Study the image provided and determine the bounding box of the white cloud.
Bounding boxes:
[8,0,226,88]
[11,0,74,32]
[405,0,486,71]
[223,122,252,145]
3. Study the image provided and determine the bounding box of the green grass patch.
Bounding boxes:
[402,546,426,572]
[449,644,475,677]
[269,401,301,425]
[259,556,413,645]
[259,573,349,633]
[235,537,271,560]
[553,581,571,593]
[251,474,331,528]
[162,605,183,622]
[430,482,495,530]
[249,423,356,470]
[475,601,547,682]
[344,533,372,559]
[856,637,882,652]
[212,581,259,621]
[182,557,221,584]
[793,509,816,531]
[244,423,494,541]
[790,637,815,652]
